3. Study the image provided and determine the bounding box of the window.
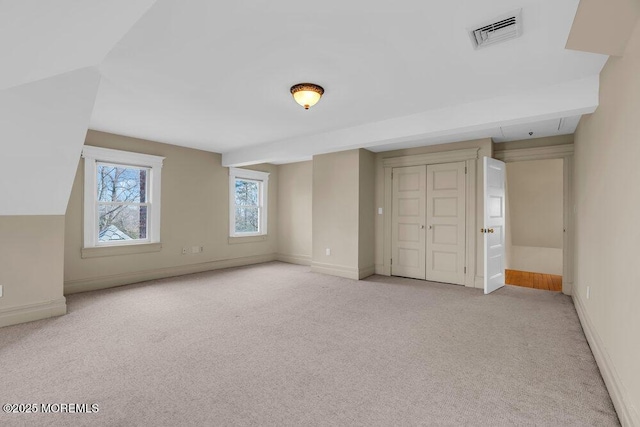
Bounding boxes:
[82,146,164,248]
[229,167,269,237]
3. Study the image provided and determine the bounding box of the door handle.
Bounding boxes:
[420,225,425,229]
[480,228,495,233]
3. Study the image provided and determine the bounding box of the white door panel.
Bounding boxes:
[484,156,506,294]
[426,162,466,285]
[391,166,426,279]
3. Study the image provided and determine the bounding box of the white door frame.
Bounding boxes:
[382,148,480,288]
[493,144,574,295]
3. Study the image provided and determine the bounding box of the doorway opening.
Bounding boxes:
[504,158,563,291]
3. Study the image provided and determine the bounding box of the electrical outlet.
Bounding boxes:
[378,207,383,215]
[0,285,3,298]
[192,246,204,254]
[326,248,331,256]
[182,247,188,255]
[586,286,590,300]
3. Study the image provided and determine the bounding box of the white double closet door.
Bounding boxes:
[391,162,466,285]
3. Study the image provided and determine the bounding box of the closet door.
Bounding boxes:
[426,162,466,285]
[391,165,426,279]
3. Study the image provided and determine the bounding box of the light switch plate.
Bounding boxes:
[0,285,3,298]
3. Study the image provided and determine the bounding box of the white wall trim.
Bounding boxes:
[0,297,67,328]
[311,262,360,280]
[494,143,574,294]
[65,253,277,294]
[374,263,385,275]
[493,144,574,162]
[82,146,165,249]
[573,292,639,427]
[82,146,165,168]
[277,253,312,266]
[474,276,484,289]
[359,265,376,279]
[81,242,162,259]
[382,148,480,168]
[382,148,479,287]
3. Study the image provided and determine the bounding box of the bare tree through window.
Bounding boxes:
[97,164,149,241]
[234,179,260,233]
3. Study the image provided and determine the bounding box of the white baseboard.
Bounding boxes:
[562,281,573,296]
[0,297,67,328]
[65,253,278,294]
[573,292,639,427]
[311,262,360,280]
[276,253,311,266]
[474,276,484,289]
[359,265,376,279]
[310,262,375,280]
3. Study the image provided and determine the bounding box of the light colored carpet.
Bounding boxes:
[0,262,618,426]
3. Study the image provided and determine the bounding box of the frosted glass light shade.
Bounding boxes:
[290,83,324,110]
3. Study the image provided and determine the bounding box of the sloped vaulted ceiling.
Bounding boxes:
[0,0,158,215]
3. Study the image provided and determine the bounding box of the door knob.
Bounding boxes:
[420,225,425,229]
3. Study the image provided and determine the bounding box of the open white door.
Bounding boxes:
[483,156,506,294]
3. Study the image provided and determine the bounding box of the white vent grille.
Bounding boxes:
[469,9,522,49]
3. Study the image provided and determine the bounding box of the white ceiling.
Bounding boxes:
[0,1,156,215]
[1,0,609,170]
[0,0,157,91]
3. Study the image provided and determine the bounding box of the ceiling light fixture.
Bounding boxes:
[290,83,324,110]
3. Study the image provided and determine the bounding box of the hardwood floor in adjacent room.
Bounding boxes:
[505,269,563,292]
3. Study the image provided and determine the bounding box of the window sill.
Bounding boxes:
[81,242,162,259]
[228,235,268,245]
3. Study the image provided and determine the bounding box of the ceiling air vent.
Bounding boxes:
[468,9,522,49]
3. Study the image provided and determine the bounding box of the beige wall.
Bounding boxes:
[573,19,640,425]
[311,149,375,279]
[0,216,67,326]
[506,159,563,275]
[64,130,278,293]
[312,149,359,276]
[374,138,492,287]
[277,161,312,264]
[358,149,376,272]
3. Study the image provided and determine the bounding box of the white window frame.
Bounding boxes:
[229,167,269,237]
[82,146,165,248]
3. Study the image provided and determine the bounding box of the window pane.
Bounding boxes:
[97,165,148,203]
[235,206,259,233]
[98,204,148,241]
[235,179,259,206]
